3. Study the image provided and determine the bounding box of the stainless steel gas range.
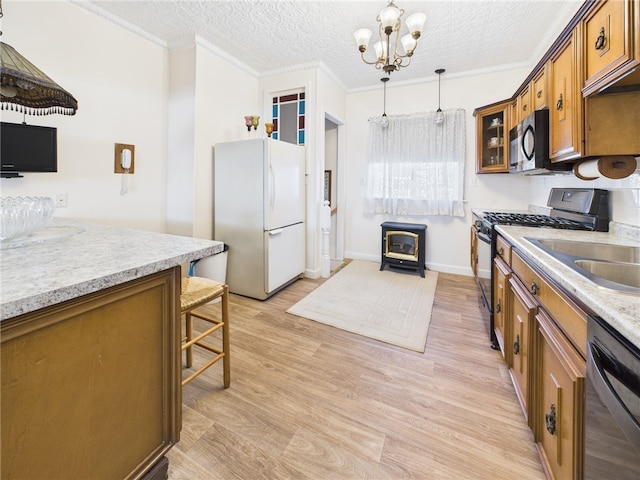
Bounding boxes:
[472,188,610,349]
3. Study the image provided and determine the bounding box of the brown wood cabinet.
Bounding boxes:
[470,226,478,279]
[582,0,640,96]
[508,99,519,132]
[493,256,510,358]
[474,0,640,172]
[584,90,640,158]
[474,102,510,173]
[508,273,537,424]
[532,66,548,110]
[493,234,512,358]
[508,247,587,480]
[549,29,584,162]
[549,27,640,162]
[512,65,547,123]
[535,310,586,480]
[517,84,533,124]
[0,268,181,480]
[496,234,512,265]
[512,250,588,358]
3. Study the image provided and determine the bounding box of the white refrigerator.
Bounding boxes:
[213,138,305,300]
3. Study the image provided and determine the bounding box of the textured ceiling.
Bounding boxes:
[74,0,584,91]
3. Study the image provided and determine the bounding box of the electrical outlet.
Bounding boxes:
[56,193,68,208]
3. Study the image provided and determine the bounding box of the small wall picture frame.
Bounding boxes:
[324,170,332,205]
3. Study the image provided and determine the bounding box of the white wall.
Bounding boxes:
[344,68,533,275]
[165,41,262,239]
[166,47,197,236]
[1,0,169,232]
[325,120,338,258]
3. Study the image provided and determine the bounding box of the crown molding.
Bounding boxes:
[69,0,168,48]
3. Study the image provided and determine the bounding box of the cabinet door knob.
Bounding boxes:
[545,404,557,435]
[537,90,542,99]
[595,27,607,50]
[498,247,504,256]
[530,281,539,296]
[513,334,520,355]
[556,94,563,111]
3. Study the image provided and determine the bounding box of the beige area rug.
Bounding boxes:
[287,260,438,352]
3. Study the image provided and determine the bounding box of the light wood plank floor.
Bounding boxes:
[168,271,546,479]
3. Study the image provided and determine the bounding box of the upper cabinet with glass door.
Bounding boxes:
[474,102,510,173]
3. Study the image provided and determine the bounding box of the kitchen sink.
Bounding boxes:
[529,238,640,263]
[575,260,640,289]
[524,237,640,294]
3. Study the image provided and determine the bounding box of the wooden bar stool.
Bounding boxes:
[180,276,230,388]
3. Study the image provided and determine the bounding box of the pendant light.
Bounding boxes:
[434,68,445,125]
[380,77,389,127]
[0,1,78,116]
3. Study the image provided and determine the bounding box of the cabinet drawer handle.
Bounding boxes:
[530,281,539,296]
[595,27,606,50]
[556,94,563,111]
[545,404,557,435]
[513,334,520,355]
[498,247,504,256]
[536,90,542,99]
[522,104,527,112]
[496,300,501,313]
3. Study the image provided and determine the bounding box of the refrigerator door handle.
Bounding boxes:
[268,228,284,236]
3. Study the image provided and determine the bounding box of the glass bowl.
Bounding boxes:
[0,196,56,242]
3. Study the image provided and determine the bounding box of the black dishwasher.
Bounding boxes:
[585,315,640,479]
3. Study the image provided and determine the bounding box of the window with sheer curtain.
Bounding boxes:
[364,109,466,217]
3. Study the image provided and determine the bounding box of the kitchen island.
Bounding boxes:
[0,220,223,480]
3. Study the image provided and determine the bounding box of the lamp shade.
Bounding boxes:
[379,3,401,30]
[401,34,417,54]
[354,28,372,50]
[406,12,427,37]
[374,40,388,61]
[0,41,78,116]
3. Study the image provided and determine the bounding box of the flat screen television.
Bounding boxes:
[1,122,57,178]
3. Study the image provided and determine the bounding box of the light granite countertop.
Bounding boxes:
[495,224,639,350]
[0,219,224,321]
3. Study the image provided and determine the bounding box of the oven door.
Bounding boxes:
[585,316,640,479]
[475,228,495,346]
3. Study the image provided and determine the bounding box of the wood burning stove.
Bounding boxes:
[380,222,427,277]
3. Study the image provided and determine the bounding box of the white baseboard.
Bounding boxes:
[304,267,321,279]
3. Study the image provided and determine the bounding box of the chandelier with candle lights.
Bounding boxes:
[354,1,426,75]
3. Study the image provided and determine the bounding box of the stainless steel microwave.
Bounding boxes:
[509,109,571,175]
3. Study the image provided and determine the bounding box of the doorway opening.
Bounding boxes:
[324,113,344,272]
